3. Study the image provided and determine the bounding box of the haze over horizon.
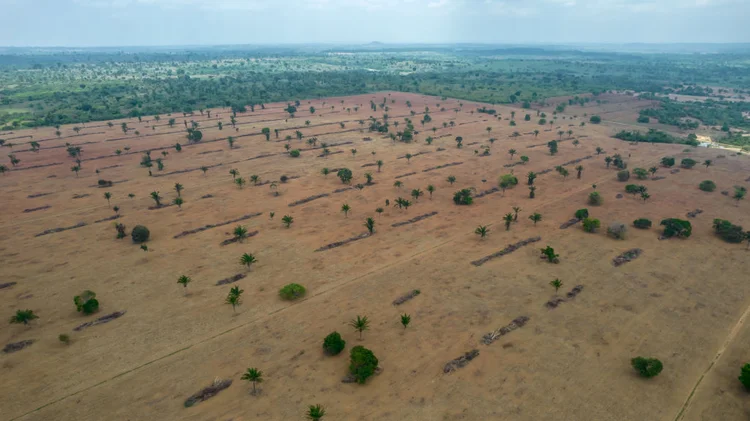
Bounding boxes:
[2,0,748,47]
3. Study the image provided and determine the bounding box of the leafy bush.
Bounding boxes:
[617,170,630,182]
[660,218,692,238]
[279,283,306,300]
[289,149,301,158]
[337,168,353,184]
[625,184,640,195]
[637,116,650,123]
[280,175,289,183]
[740,364,750,391]
[74,290,99,315]
[661,157,675,167]
[633,218,652,229]
[631,357,663,378]
[712,219,745,243]
[590,115,602,124]
[588,191,603,206]
[632,168,648,180]
[607,222,627,240]
[498,174,519,190]
[97,179,113,187]
[453,189,473,205]
[540,246,560,263]
[323,332,346,356]
[349,346,378,384]
[131,225,150,243]
[574,209,589,219]
[699,180,716,192]
[582,218,601,233]
[680,158,697,169]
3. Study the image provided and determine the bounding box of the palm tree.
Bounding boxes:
[508,149,517,160]
[486,126,492,136]
[375,207,384,216]
[475,225,489,238]
[71,165,80,176]
[550,278,563,293]
[9,309,38,325]
[250,175,260,185]
[533,129,539,138]
[376,160,383,172]
[364,172,373,184]
[503,213,514,231]
[529,213,542,225]
[227,136,235,149]
[527,172,537,186]
[529,186,537,198]
[567,130,574,139]
[604,157,613,169]
[235,177,246,188]
[641,192,651,202]
[575,165,584,179]
[306,405,326,421]
[447,175,456,185]
[234,225,248,241]
[174,183,184,197]
[239,253,257,269]
[282,215,294,228]
[595,147,603,155]
[411,188,423,201]
[558,130,564,140]
[229,169,239,180]
[150,191,162,207]
[426,185,435,199]
[364,217,376,234]
[401,314,411,329]
[394,181,403,189]
[649,167,658,178]
[351,149,357,157]
[512,206,521,221]
[405,153,412,163]
[225,286,244,313]
[173,197,184,209]
[200,166,209,176]
[349,315,370,339]
[241,368,263,394]
[104,192,112,206]
[341,204,351,217]
[177,275,191,294]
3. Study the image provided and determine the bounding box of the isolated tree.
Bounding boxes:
[249,174,260,185]
[605,156,613,169]
[9,309,38,325]
[527,171,537,185]
[447,175,456,185]
[364,172,373,184]
[486,126,492,136]
[234,225,249,242]
[411,188,423,201]
[0,165,7,175]
[533,129,540,138]
[200,166,208,176]
[426,184,435,199]
[503,213,514,231]
[631,357,663,378]
[475,225,489,238]
[349,315,370,340]
[282,215,294,228]
[103,191,112,206]
[401,314,411,329]
[376,160,384,172]
[529,186,537,198]
[177,275,191,294]
[261,127,271,141]
[239,253,257,269]
[649,166,658,177]
[321,168,330,178]
[235,177,246,189]
[173,197,184,209]
[306,404,326,421]
[150,191,162,207]
[225,286,244,313]
[341,203,351,218]
[241,368,263,394]
[740,364,750,391]
[364,217,375,234]
[595,147,603,155]
[576,165,584,179]
[550,278,563,293]
[405,153,412,163]
[508,149,517,160]
[455,136,463,148]
[512,206,521,221]
[529,212,542,225]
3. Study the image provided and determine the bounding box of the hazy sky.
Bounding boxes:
[1,0,748,46]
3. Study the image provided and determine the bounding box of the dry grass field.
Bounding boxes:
[1,92,749,421]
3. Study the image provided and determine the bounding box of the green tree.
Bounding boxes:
[150,191,161,207]
[576,165,584,179]
[364,217,375,234]
[250,175,260,185]
[503,213,514,230]
[631,357,663,378]
[508,149,517,159]
[241,368,263,394]
[103,191,112,206]
[174,183,184,197]
[235,177,246,188]
[475,225,489,238]
[341,203,351,217]
[411,188,423,201]
[550,278,563,293]
[261,127,271,141]
[426,184,435,199]
[226,286,244,313]
[282,215,294,228]
[376,160,383,172]
[234,225,249,241]
[605,156,613,168]
[739,364,750,391]
[321,168,330,177]
[306,404,326,421]
[177,275,191,294]
[9,309,38,325]
[401,314,411,329]
[349,315,370,339]
[512,206,521,221]
[529,212,542,225]
[447,175,456,185]
[239,253,257,269]
[173,197,184,209]
[704,159,712,169]
[527,171,537,186]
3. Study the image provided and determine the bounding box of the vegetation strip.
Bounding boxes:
[35,222,87,237]
[471,236,542,266]
[392,290,421,306]
[219,230,259,246]
[474,186,500,198]
[315,232,371,252]
[0,282,18,290]
[72,194,90,199]
[11,162,63,172]
[481,316,530,345]
[612,249,643,267]
[559,218,581,229]
[397,151,431,160]
[546,286,584,308]
[173,212,262,238]
[2,339,35,354]
[422,162,463,173]
[23,205,51,213]
[288,193,330,207]
[72,311,126,332]
[686,209,703,218]
[215,273,246,286]
[391,211,439,228]
[443,349,480,373]
[394,172,417,179]
[94,215,120,224]
[184,379,232,408]
[27,192,53,198]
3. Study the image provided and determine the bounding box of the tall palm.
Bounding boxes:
[508,149,517,159]
[341,204,351,217]
[475,225,489,238]
[174,183,184,197]
[411,189,422,201]
[234,225,249,241]
[376,160,383,172]
[241,368,263,394]
[349,315,370,339]
[364,217,375,234]
[229,169,239,180]
[250,175,260,185]
[239,253,257,269]
[225,286,244,313]
[104,192,112,206]
[503,213,514,231]
[512,206,521,221]
[426,185,435,199]
[529,213,542,225]
[150,191,161,207]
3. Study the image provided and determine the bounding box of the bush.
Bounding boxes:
[289,149,301,158]
[131,225,150,243]
[631,357,663,378]
[280,175,289,183]
[279,283,306,300]
[74,290,99,315]
[661,157,675,167]
[349,346,378,384]
[323,332,346,356]
[617,170,630,182]
[625,184,640,195]
[337,168,353,184]
[637,116,650,123]
[740,364,750,391]
[453,189,473,205]
[590,115,602,124]
[633,218,652,229]
[607,222,627,240]
[632,168,648,180]
[699,180,716,192]
[680,158,697,169]
[574,209,589,219]
[660,218,692,238]
[582,218,601,233]
[712,219,745,243]
[498,174,519,190]
[59,334,71,344]
[97,179,113,187]
[588,191,603,206]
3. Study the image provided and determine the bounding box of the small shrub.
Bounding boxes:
[73,290,99,315]
[97,179,113,187]
[582,218,601,233]
[633,218,652,229]
[349,346,379,384]
[289,149,301,158]
[712,219,745,243]
[323,332,346,356]
[607,222,627,240]
[279,283,306,300]
[588,191,603,206]
[498,174,519,190]
[660,218,692,238]
[337,168,353,184]
[740,364,750,391]
[699,180,716,192]
[631,357,663,378]
[280,175,289,183]
[590,115,601,124]
[131,225,150,243]
[453,189,473,205]
[625,184,642,195]
[574,208,589,219]
[632,168,648,180]
[617,170,630,182]
[661,157,675,167]
[680,158,697,169]
[59,334,71,344]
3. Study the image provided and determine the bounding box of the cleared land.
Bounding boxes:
[1,92,749,421]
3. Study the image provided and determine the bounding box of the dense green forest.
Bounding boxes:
[1,46,749,131]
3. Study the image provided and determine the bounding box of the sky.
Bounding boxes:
[0,0,748,47]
